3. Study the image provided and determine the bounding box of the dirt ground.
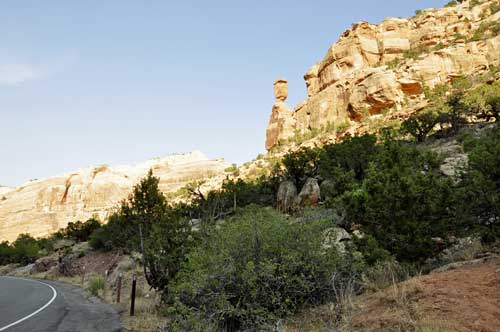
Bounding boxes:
[419,258,500,332]
[352,257,500,332]
[72,251,123,275]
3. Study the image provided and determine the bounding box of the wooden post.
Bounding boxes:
[116,273,122,304]
[130,274,137,316]
[103,270,109,300]
[81,266,85,286]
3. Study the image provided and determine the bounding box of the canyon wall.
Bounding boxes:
[0,151,230,242]
[266,0,500,150]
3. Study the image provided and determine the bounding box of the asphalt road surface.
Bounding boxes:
[0,276,122,332]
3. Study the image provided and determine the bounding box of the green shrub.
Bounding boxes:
[89,228,113,251]
[64,218,101,243]
[490,1,500,14]
[440,91,468,133]
[168,206,364,332]
[224,164,239,173]
[431,42,446,51]
[401,108,444,142]
[87,276,105,296]
[10,234,41,265]
[318,135,378,182]
[387,58,402,69]
[453,33,467,42]
[0,241,14,265]
[402,45,428,60]
[470,21,500,41]
[352,234,391,266]
[281,147,320,188]
[338,140,457,262]
[457,124,500,242]
[463,82,500,121]
[445,0,457,7]
[336,121,350,134]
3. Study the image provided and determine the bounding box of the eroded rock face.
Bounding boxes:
[0,151,230,242]
[265,0,500,150]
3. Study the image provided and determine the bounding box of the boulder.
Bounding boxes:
[53,239,75,251]
[34,256,58,273]
[277,180,297,213]
[322,227,352,253]
[296,178,321,208]
[440,153,468,178]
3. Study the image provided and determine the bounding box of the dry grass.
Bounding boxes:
[283,275,451,332]
[0,263,18,275]
[352,278,451,332]
[361,260,418,294]
[282,275,358,332]
[121,297,166,332]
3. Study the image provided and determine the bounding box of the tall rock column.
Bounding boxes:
[265,78,296,151]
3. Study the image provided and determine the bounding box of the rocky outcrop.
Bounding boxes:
[296,178,321,208]
[276,180,297,213]
[265,0,500,150]
[322,227,352,253]
[0,186,12,198]
[0,151,230,242]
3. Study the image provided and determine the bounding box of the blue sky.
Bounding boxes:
[1,0,447,187]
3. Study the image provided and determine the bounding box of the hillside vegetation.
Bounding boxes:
[2,75,499,331]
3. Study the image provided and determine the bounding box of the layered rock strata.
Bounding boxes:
[0,151,230,242]
[266,0,500,150]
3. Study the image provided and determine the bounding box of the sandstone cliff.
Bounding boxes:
[0,186,13,197]
[0,151,230,242]
[266,0,500,150]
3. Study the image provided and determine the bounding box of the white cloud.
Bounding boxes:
[0,63,47,86]
[0,50,79,87]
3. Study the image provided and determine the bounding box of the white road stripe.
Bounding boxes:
[0,277,58,331]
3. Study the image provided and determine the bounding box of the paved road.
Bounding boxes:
[0,276,122,332]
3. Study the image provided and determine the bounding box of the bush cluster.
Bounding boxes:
[402,79,500,142]
[167,206,365,332]
[0,217,102,265]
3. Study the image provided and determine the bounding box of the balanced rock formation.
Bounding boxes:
[266,0,500,150]
[265,79,296,150]
[0,151,230,242]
